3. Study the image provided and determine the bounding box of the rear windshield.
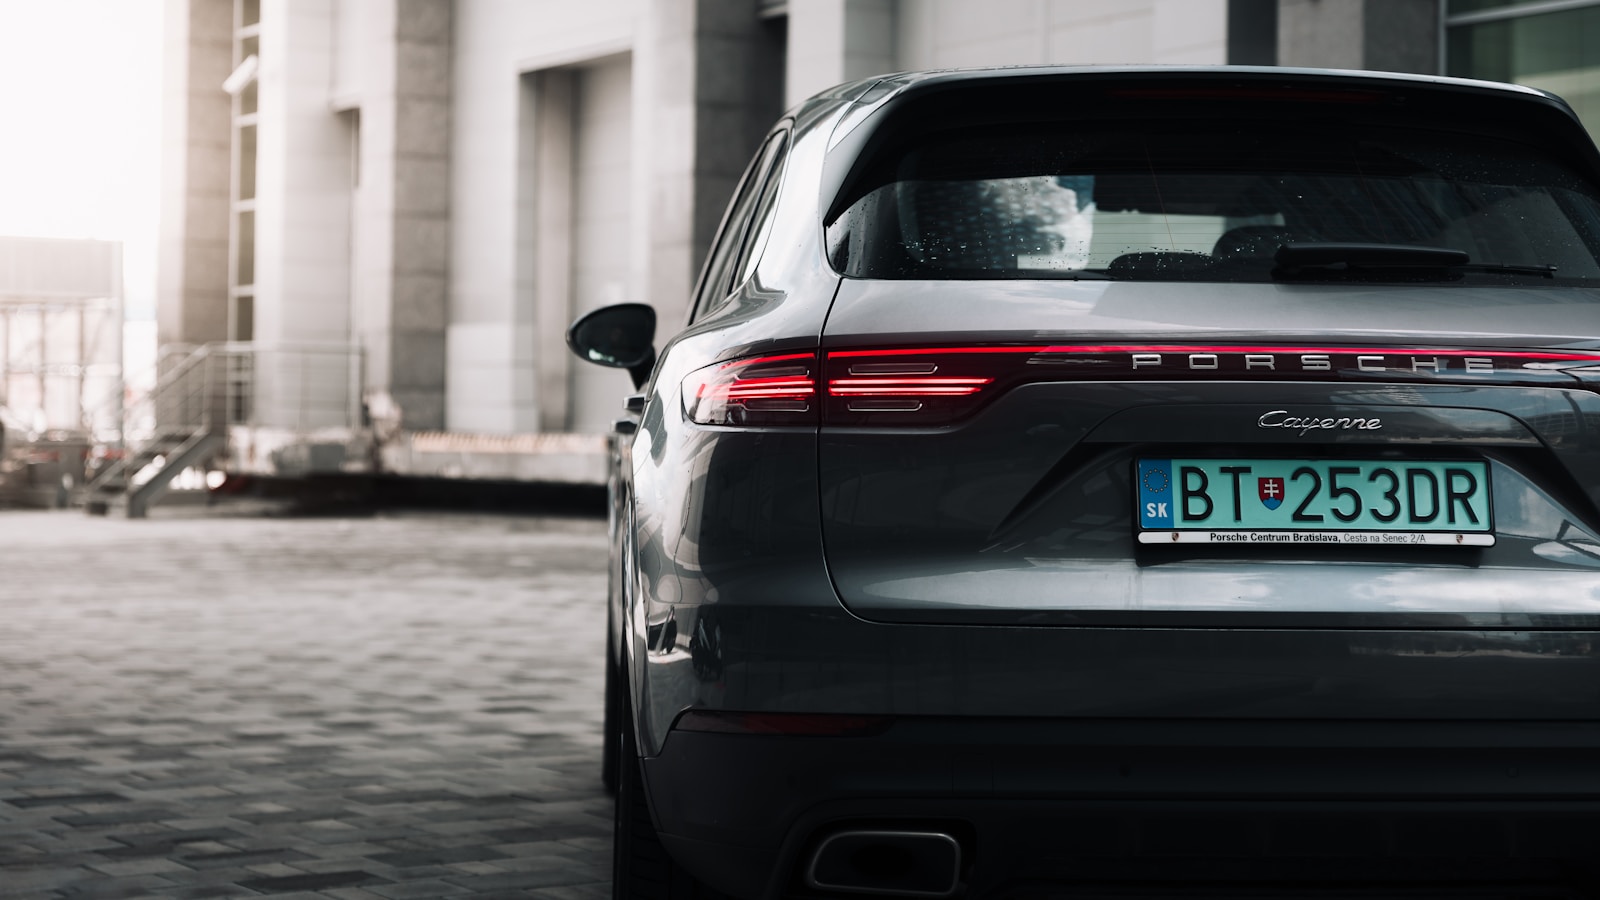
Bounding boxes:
[826,120,1600,284]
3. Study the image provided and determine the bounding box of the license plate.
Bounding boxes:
[1135,458,1494,546]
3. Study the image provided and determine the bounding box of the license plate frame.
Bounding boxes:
[1135,457,1495,547]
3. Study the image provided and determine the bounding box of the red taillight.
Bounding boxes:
[682,353,818,425]
[824,347,1039,425]
[673,710,893,737]
[687,343,1600,428]
[829,377,992,396]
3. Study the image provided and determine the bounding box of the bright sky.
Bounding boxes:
[0,0,163,320]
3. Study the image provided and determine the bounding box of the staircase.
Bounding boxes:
[85,343,251,518]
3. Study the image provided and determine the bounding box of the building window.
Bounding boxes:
[1446,0,1600,144]
[228,0,260,342]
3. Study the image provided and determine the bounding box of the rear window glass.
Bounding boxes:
[826,121,1600,284]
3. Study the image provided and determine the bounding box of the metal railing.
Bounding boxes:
[89,341,363,497]
[127,341,364,439]
[240,342,365,432]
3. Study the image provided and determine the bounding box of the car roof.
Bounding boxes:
[866,64,1553,97]
[797,64,1599,220]
[793,64,1575,130]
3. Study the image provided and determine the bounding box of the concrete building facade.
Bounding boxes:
[154,0,1590,483]
[0,237,124,435]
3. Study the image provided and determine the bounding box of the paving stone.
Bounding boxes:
[438,865,607,891]
[114,829,251,847]
[439,861,506,876]
[234,870,390,893]
[0,511,612,898]
[176,847,315,870]
[4,792,131,808]
[365,846,511,868]
[355,790,467,807]
[52,875,182,899]
[146,886,256,900]
[526,884,613,900]
[363,880,472,900]
[321,889,393,900]
[487,840,592,862]
[0,867,96,893]
[86,858,194,877]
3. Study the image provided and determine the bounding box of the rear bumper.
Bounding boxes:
[644,717,1600,898]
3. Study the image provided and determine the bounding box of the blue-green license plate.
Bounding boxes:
[1136,458,1494,546]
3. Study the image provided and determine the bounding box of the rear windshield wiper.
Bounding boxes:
[1274,242,1556,279]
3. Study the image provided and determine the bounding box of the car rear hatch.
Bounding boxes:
[817,278,1600,628]
[812,70,1600,630]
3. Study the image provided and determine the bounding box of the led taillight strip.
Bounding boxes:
[679,342,1600,427]
[825,349,1021,404]
[721,376,815,400]
[827,347,1047,358]
[829,377,992,397]
[826,344,1600,362]
[683,352,819,425]
[1043,344,1600,362]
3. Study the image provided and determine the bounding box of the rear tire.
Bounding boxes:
[612,683,727,899]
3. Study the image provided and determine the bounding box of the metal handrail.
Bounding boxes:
[88,340,364,495]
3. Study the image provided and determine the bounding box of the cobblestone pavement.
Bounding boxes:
[0,509,613,899]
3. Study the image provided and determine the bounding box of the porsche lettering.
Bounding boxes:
[1128,353,1496,373]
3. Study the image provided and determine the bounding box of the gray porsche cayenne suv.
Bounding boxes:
[569,66,1600,899]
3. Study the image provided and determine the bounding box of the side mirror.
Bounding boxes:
[567,303,657,389]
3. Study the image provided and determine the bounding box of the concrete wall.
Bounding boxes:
[448,0,634,434]
[156,0,232,351]
[1279,0,1438,74]
[786,0,893,109]
[1279,0,1365,70]
[1362,0,1438,75]
[527,68,574,433]
[325,0,452,433]
[447,0,778,434]
[567,56,638,432]
[897,0,1228,73]
[686,1,787,322]
[254,0,355,427]
[391,1,452,431]
[632,0,785,343]
[520,57,639,434]
[785,0,1229,109]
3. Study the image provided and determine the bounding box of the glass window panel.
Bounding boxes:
[692,133,784,317]
[829,123,1600,283]
[238,123,256,201]
[235,210,254,288]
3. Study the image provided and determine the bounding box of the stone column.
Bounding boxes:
[346,0,452,433]
[1277,0,1438,75]
[640,0,789,331]
[785,0,895,109]
[387,0,451,431]
[156,0,233,351]
[254,0,357,429]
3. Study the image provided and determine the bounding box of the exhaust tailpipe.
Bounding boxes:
[805,829,961,897]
